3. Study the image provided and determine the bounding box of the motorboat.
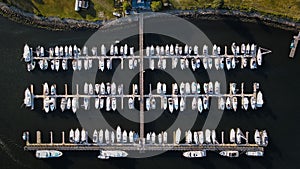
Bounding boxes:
[241,44,245,54]
[196,58,201,69]
[219,57,224,69]
[257,48,262,66]
[185,130,192,144]
[163,131,167,144]
[219,151,239,158]
[180,97,185,111]
[256,91,264,107]
[203,83,208,94]
[230,129,235,143]
[129,131,134,143]
[24,88,32,107]
[69,129,74,143]
[246,151,264,157]
[123,130,128,143]
[72,97,78,113]
[35,150,62,159]
[128,97,134,109]
[218,97,225,110]
[208,58,213,69]
[175,128,181,144]
[43,82,49,95]
[72,60,77,71]
[146,98,150,111]
[60,98,67,112]
[106,82,111,94]
[196,83,201,94]
[168,98,174,113]
[66,98,71,110]
[100,83,105,95]
[198,131,204,144]
[81,128,87,143]
[106,97,111,111]
[111,97,117,111]
[95,84,100,94]
[231,57,236,69]
[118,84,123,95]
[77,59,82,70]
[232,97,238,112]
[98,129,103,144]
[158,133,162,144]
[62,59,68,70]
[173,96,179,110]
[214,58,220,70]
[43,97,50,113]
[23,44,31,62]
[172,83,178,95]
[74,128,80,143]
[50,85,56,95]
[211,130,218,144]
[203,58,208,69]
[95,97,100,109]
[226,57,231,70]
[105,129,110,143]
[226,97,232,110]
[100,98,104,109]
[197,97,203,113]
[250,96,256,109]
[93,130,98,143]
[83,97,89,110]
[180,82,185,95]
[242,97,249,110]
[193,132,198,144]
[214,81,220,95]
[261,130,268,146]
[111,82,116,95]
[191,82,197,94]
[205,129,211,144]
[203,96,209,110]
[116,126,121,143]
[250,57,257,69]
[192,97,197,110]
[208,82,213,94]
[84,82,89,94]
[111,131,115,143]
[98,150,128,159]
[99,58,105,71]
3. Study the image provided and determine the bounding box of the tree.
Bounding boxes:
[151,1,162,12]
[122,1,130,12]
[211,0,224,9]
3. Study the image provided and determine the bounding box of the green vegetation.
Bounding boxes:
[0,0,115,21]
[151,1,163,12]
[122,1,130,12]
[169,0,300,21]
[1,0,300,22]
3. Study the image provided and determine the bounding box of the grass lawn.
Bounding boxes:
[0,0,115,21]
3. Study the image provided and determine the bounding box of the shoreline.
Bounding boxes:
[0,2,299,31]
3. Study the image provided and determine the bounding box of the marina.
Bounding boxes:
[22,127,268,159]
[23,82,263,113]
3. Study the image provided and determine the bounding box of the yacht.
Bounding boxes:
[257,48,262,66]
[111,97,117,111]
[95,97,100,109]
[172,83,178,95]
[24,88,32,107]
[100,98,104,109]
[98,150,128,159]
[211,130,218,144]
[129,131,134,143]
[198,131,204,144]
[69,129,74,143]
[226,57,231,70]
[203,58,208,69]
[185,130,192,144]
[111,82,116,95]
[35,150,63,159]
[123,130,128,143]
[226,97,232,110]
[208,82,213,94]
[261,130,268,146]
[192,97,197,110]
[175,128,181,144]
[203,96,209,110]
[218,97,225,110]
[203,83,208,94]
[191,82,197,94]
[250,96,256,109]
[246,151,264,157]
[43,82,49,95]
[72,60,77,71]
[23,44,31,62]
[106,97,111,111]
[72,97,78,113]
[232,97,238,112]
[66,98,71,110]
[219,151,239,158]
[196,83,201,94]
[98,130,103,144]
[197,97,203,113]
[93,130,98,143]
[208,58,213,69]
[100,83,105,95]
[230,129,235,143]
[99,58,105,71]
[74,128,80,143]
[256,91,264,107]
[180,82,185,95]
[168,98,174,113]
[60,98,66,112]
[219,57,224,69]
[162,83,167,94]
[81,128,87,143]
[173,96,179,110]
[231,57,236,69]
[242,97,249,110]
[146,98,150,111]
[128,97,134,109]
[193,132,198,144]
[105,129,110,143]
[205,129,211,144]
[111,131,115,143]
[180,97,185,111]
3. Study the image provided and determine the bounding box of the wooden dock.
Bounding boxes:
[139,14,145,139]
[289,31,300,58]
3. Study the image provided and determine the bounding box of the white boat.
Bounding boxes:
[193,132,198,144]
[208,82,213,94]
[231,43,236,55]
[214,81,220,95]
[246,44,250,54]
[180,97,185,111]
[101,44,106,56]
[232,97,238,112]
[191,58,196,71]
[173,96,179,110]
[60,98,66,112]
[231,57,236,69]
[111,82,116,95]
[203,83,208,94]
[251,44,256,54]
[95,97,100,109]
[72,97,78,113]
[81,129,87,143]
[163,131,167,144]
[256,91,264,107]
[116,126,121,143]
[205,129,211,144]
[93,130,98,143]
[194,45,198,55]
[111,97,117,111]
[242,97,249,110]
[95,84,100,94]
[218,97,225,110]
[208,58,213,69]
[230,129,235,143]
[191,82,197,94]
[69,129,74,143]
[98,150,128,159]
[122,130,128,143]
[106,82,111,94]
[211,130,218,144]
[170,44,174,55]
[111,131,115,143]
[43,83,49,95]
[62,59,68,70]
[150,59,154,70]
[203,44,208,55]
[43,97,50,113]
[226,57,231,70]
[185,59,189,69]
[250,96,256,109]
[68,45,72,57]
[83,97,89,110]
[175,128,181,144]
[129,131,134,143]
[74,128,80,143]
[66,98,71,110]
[146,133,151,143]
[35,150,62,159]
[110,45,114,56]
[185,130,192,144]
[150,97,156,110]
[146,98,150,111]
[99,58,105,71]
[236,128,243,144]
[156,82,161,94]
[246,151,264,157]
[128,97,134,109]
[100,98,104,109]
[118,84,123,95]
[168,98,174,113]
[250,57,257,69]
[203,58,208,69]
[226,97,232,110]
[54,46,59,56]
[192,97,197,110]
[106,97,111,111]
[257,48,262,66]
[172,83,178,95]
[180,82,185,95]
[203,96,209,110]
[165,45,169,55]
[84,59,89,70]
[219,151,239,158]
[214,58,220,70]
[83,82,88,94]
[261,130,268,146]
[98,129,103,144]
[151,132,156,143]
[197,97,203,113]
[198,131,204,144]
[241,57,247,68]
[185,82,190,94]
[150,45,155,55]
[23,44,31,62]
[24,88,32,107]
[50,85,56,95]
[162,83,166,94]
[100,83,105,95]
[196,83,201,94]
[106,59,112,70]
[54,59,59,71]
[77,59,82,70]
[105,129,110,143]
[241,44,245,54]
[158,133,162,144]
[219,57,224,69]
[72,60,77,71]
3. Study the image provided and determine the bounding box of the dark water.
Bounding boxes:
[0,15,300,169]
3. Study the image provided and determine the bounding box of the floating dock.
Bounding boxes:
[289,31,300,58]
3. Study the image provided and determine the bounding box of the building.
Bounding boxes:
[75,0,89,11]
